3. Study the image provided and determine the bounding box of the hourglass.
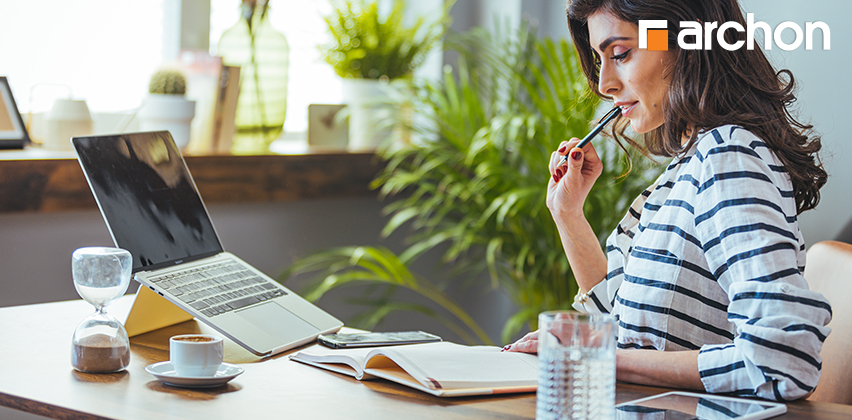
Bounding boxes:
[71,247,133,373]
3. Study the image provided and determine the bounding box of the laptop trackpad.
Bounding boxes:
[236,302,320,342]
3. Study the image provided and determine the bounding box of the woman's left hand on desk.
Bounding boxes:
[503,330,538,354]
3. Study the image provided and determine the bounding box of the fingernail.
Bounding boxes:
[571,150,582,161]
[552,174,559,182]
[556,168,563,177]
[558,146,567,154]
[503,345,511,351]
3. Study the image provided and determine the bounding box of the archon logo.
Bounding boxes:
[639,20,669,51]
[639,14,830,52]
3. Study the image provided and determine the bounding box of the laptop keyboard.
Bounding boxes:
[148,261,287,317]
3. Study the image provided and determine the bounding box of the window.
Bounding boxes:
[0,0,340,141]
[1,1,441,142]
[210,0,342,136]
[0,1,165,114]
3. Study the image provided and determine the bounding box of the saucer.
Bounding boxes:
[145,361,244,388]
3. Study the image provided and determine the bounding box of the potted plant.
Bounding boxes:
[138,68,196,149]
[320,0,453,150]
[282,25,660,344]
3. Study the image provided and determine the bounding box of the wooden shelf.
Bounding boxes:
[0,150,382,214]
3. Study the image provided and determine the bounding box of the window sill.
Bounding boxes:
[0,147,382,214]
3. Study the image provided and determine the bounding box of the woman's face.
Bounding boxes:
[587,11,675,134]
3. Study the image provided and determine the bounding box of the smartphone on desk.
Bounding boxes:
[317,331,442,349]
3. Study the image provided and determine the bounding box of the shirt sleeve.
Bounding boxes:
[572,275,614,314]
[692,129,831,401]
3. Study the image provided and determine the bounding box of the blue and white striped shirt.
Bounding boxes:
[574,125,832,401]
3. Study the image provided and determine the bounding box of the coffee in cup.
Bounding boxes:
[174,336,215,343]
[169,334,223,377]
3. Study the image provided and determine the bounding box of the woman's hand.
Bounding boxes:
[547,139,604,221]
[503,314,602,355]
[545,138,608,299]
[503,330,538,354]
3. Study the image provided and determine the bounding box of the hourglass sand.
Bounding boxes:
[71,247,133,373]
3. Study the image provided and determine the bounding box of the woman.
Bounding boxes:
[506,0,831,401]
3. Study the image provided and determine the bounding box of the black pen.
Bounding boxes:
[557,105,622,167]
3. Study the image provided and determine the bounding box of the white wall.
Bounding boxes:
[740,0,852,244]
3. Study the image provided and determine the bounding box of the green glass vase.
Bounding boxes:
[217,1,289,154]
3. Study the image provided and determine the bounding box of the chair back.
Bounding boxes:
[804,241,852,404]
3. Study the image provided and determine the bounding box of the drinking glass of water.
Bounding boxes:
[536,311,617,420]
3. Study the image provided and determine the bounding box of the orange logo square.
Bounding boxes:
[647,29,668,51]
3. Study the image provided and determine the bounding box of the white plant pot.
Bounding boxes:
[138,94,196,149]
[44,99,94,151]
[341,78,394,151]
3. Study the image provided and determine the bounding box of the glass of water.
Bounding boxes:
[536,311,617,420]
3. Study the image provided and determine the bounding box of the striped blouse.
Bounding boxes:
[573,125,832,401]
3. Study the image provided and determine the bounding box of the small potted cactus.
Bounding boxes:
[138,68,196,149]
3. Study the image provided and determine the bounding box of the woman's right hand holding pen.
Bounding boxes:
[547,138,603,222]
[547,138,609,306]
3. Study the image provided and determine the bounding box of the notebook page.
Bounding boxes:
[369,342,538,389]
[291,345,374,375]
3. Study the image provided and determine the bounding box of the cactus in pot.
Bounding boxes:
[138,68,196,149]
[148,69,187,95]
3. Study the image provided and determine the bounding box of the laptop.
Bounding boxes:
[72,131,343,357]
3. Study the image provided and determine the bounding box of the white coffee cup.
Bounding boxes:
[169,334,224,377]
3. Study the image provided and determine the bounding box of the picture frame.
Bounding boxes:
[0,76,30,149]
[307,104,349,149]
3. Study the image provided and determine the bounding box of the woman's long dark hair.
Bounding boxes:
[567,0,826,214]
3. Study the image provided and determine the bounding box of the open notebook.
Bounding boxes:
[290,341,538,397]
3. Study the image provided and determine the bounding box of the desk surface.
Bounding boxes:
[1,298,851,420]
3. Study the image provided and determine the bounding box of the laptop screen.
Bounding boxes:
[73,131,223,272]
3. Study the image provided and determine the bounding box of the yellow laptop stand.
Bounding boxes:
[123,286,194,337]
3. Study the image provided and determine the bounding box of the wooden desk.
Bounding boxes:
[1,299,850,419]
